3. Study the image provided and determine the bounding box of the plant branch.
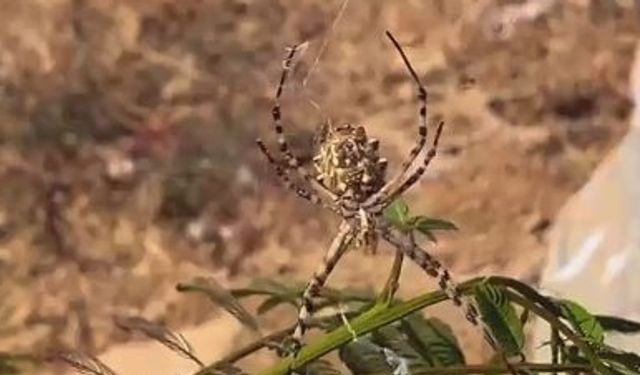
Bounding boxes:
[380,362,592,374]
[377,249,404,305]
[201,276,612,375]
[258,278,485,375]
[502,290,610,375]
[196,310,365,375]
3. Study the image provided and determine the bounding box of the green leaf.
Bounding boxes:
[384,200,411,232]
[486,276,562,316]
[410,216,457,243]
[371,325,427,372]
[559,300,604,344]
[400,315,465,367]
[597,345,640,374]
[339,337,394,375]
[411,216,458,232]
[473,284,525,356]
[176,277,259,331]
[595,315,640,335]
[257,296,290,315]
[563,344,640,375]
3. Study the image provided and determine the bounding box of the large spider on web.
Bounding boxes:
[256,31,494,356]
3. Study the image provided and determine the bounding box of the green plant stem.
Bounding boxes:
[378,250,404,305]
[258,278,484,375]
[231,285,373,305]
[502,290,610,375]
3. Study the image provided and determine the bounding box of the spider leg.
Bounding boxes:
[379,226,498,351]
[290,221,355,353]
[272,44,301,165]
[379,121,444,210]
[386,30,429,173]
[364,31,430,205]
[366,120,444,212]
[270,43,338,201]
[256,139,340,214]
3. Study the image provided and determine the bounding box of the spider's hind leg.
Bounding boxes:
[380,227,498,350]
[287,221,354,356]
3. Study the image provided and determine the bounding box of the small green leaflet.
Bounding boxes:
[384,200,411,232]
[410,216,458,243]
[400,314,465,367]
[473,284,525,357]
[372,325,428,372]
[339,337,395,375]
[595,315,640,335]
[597,344,640,374]
[383,200,458,242]
[338,315,465,374]
[559,300,604,344]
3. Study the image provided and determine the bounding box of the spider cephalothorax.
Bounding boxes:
[256,31,495,358]
[313,122,387,201]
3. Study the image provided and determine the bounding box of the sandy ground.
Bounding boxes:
[0,0,639,373]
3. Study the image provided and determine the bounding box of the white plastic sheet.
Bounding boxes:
[533,43,640,355]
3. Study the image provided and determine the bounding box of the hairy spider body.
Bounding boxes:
[313,122,387,201]
[256,31,497,357]
[312,122,387,253]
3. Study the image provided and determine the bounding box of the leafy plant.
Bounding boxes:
[473,283,525,357]
[56,200,640,375]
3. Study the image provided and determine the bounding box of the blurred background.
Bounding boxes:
[1,0,639,373]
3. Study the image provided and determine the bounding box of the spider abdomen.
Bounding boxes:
[313,123,387,201]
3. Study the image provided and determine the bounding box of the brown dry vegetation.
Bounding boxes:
[0,0,638,371]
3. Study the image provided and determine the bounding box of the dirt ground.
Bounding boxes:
[0,0,639,373]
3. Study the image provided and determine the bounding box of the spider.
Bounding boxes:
[256,31,493,355]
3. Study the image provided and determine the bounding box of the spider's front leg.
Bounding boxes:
[284,220,355,357]
[256,139,341,215]
[267,43,339,204]
[362,31,431,206]
[364,120,444,213]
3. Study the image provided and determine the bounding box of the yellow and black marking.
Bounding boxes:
[313,122,387,201]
